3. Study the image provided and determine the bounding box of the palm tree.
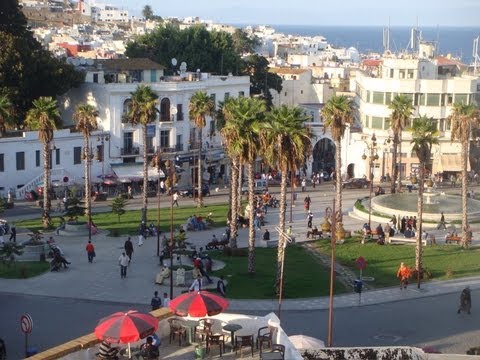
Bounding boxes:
[73,104,98,226]
[389,95,414,193]
[321,95,354,236]
[0,93,13,137]
[259,105,311,292]
[25,97,61,229]
[410,116,438,288]
[189,91,214,208]
[221,96,266,273]
[450,102,480,247]
[127,85,159,224]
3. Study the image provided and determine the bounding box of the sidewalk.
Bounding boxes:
[2,187,480,311]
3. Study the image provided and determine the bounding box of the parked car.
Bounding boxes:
[342,178,371,189]
[318,171,331,181]
[242,179,268,194]
[0,219,9,235]
[180,185,211,198]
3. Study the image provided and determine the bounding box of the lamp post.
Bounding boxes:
[362,133,378,230]
[154,151,162,257]
[97,134,110,180]
[83,142,94,241]
[167,160,175,300]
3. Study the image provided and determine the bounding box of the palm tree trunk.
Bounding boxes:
[396,135,403,193]
[461,136,469,247]
[237,160,243,213]
[390,135,399,194]
[42,142,50,229]
[416,162,425,288]
[142,125,148,224]
[198,128,203,207]
[229,157,239,248]
[276,167,288,294]
[335,140,342,225]
[84,136,91,219]
[247,163,256,274]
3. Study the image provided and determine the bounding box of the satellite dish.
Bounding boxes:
[79,57,87,65]
[171,58,177,66]
[66,57,73,65]
[72,58,80,66]
[86,58,94,66]
[180,62,187,72]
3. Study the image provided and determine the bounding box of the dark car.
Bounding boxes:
[342,178,371,189]
[181,185,211,198]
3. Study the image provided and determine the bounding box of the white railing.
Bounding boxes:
[16,168,68,199]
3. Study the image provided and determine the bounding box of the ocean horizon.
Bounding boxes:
[233,24,480,64]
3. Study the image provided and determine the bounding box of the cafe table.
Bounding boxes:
[180,319,199,344]
[222,323,242,346]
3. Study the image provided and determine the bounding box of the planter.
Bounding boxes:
[17,244,49,262]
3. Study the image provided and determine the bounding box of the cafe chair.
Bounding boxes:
[196,318,214,342]
[206,334,225,357]
[175,268,186,286]
[234,334,254,357]
[270,344,285,360]
[256,326,273,354]
[168,318,187,346]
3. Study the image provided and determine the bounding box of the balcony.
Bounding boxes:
[120,147,140,156]
[159,146,177,153]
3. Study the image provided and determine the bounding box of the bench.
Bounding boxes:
[445,235,472,244]
[390,236,427,246]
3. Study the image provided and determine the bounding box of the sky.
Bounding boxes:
[98,0,480,27]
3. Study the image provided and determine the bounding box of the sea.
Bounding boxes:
[237,24,480,64]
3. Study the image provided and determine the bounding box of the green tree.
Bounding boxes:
[142,5,154,19]
[0,242,24,267]
[24,96,61,229]
[222,96,266,273]
[410,116,439,288]
[189,90,215,208]
[127,85,159,224]
[0,92,13,137]
[259,105,311,293]
[231,29,260,55]
[450,102,480,247]
[111,196,127,223]
[321,95,355,236]
[389,94,414,193]
[73,104,98,222]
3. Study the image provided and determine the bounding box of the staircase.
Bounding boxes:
[16,168,73,200]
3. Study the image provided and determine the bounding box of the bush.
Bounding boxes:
[445,267,454,278]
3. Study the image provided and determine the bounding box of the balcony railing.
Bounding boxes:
[120,147,140,156]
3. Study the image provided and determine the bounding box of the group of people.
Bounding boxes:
[186,215,207,231]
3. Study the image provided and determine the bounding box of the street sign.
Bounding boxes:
[356,256,366,270]
[20,313,33,334]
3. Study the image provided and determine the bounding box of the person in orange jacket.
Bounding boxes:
[396,262,411,290]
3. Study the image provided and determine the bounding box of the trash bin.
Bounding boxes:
[26,347,37,357]
[354,279,363,293]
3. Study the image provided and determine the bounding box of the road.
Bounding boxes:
[2,291,478,359]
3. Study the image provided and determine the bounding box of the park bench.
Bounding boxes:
[390,236,427,246]
[445,235,472,244]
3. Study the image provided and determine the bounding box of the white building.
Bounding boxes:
[0,58,250,198]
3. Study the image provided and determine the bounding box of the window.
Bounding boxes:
[239,91,245,97]
[385,92,392,105]
[447,94,453,105]
[300,90,304,94]
[146,135,154,152]
[176,134,183,151]
[160,98,170,121]
[93,73,99,83]
[176,104,184,121]
[384,117,391,130]
[123,132,133,152]
[36,150,40,167]
[0,154,4,172]
[122,99,132,123]
[210,94,216,109]
[150,69,157,82]
[454,94,468,104]
[224,92,230,101]
[371,116,383,129]
[160,130,170,148]
[372,92,383,104]
[55,148,60,165]
[16,152,25,170]
[389,69,394,78]
[426,94,440,106]
[407,69,414,79]
[399,70,405,79]
[209,120,215,137]
[74,147,82,164]
[366,91,371,102]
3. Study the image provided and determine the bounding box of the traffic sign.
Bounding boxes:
[20,314,33,334]
[356,256,367,270]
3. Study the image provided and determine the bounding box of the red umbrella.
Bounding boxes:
[94,310,158,343]
[169,290,229,317]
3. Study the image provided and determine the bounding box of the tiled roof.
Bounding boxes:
[96,58,166,71]
[362,59,382,67]
[269,67,308,75]
[436,56,463,67]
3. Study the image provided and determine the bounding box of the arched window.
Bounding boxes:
[122,99,132,123]
[160,98,171,121]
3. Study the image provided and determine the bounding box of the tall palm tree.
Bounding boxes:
[0,93,13,137]
[189,91,215,208]
[222,96,266,274]
[73,104,98,225]
[450,102,480,247]
[410,116,438,288]
[25,97,61,229]
[389,94,414,193]
[127,85,159,225]
[321,95,354,236]
[260,105,311,292]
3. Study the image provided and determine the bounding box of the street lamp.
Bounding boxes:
[97,134,110,180]
[362,133,378,230]
[82,143,95,240]
[152,150,163,257]
[166,159,176,300]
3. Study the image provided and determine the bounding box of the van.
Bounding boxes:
[241,179,268,195]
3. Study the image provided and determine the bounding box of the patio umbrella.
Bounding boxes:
[289,335,325,350]
[169,290,229,317]
[94,310,158,358]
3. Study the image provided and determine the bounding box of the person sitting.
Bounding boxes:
[98,340,119,359]
[307,226,322,239]
[155,265,171,285]
[217,275,226,297]
[139,336,159,360]
[196,215,206,230]
[404,228,415,238]
[375,224,385,240]
[263,229,270,241]
[374,186,385,196]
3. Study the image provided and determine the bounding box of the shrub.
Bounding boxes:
[445,267,454,278]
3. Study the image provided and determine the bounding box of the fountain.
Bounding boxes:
[423,184,440,205]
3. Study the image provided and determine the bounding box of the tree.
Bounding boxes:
[24,96,61,229]
[142,5,153,20]
[0,241,24,267]
[450,102,480,247]
[221,96,266,273]
[389,94,414,193]
[189,90,214,208]
[259,105,311,293]
[127,85,159,224]
[321,95,355,237]
[410,116,438,288]
[231,28,260,55]
[0,92,13,137]
[111,196,127,223]
[73,104,98,223]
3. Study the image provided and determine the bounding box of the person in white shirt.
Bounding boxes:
[118,252,129,278]
[189,275,203,292]
[163,292,170,308]
[172,192,179,207]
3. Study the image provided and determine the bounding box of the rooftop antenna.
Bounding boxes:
[382,17,390,53]
[473,37,480,75]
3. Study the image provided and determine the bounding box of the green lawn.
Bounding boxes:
[0,261,50,278]
[312,237,480,287]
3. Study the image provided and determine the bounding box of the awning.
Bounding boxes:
[111,163,165,182]
[432,154,470,173]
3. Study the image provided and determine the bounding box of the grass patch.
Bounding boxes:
[312,237,480,287]
[0,261,50,278]
[16,204,230,235]
[210,246,348,299]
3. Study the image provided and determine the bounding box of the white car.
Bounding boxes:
[241,179,268,195]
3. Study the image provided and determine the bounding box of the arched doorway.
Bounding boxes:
[312,138,335,174]
[160,98,170,121]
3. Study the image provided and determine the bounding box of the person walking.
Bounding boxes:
[9,223,16,242]
[118,252,129,279]
[307,211,313,228]
[437,212,447,230]
[189,274,203,292]
[124,237,134,262]
[172,191,179,207]
[457,286,472,314]
[163,292,170,308]
[85,240,95,263]
[150,291,162,310]
[396,262,411,290]
[217,276,226,297]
